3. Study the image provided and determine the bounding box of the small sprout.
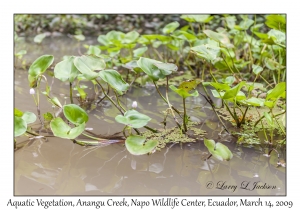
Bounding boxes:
[30,88,35,95]
[132,101,138,109]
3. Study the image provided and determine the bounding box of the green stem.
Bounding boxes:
[94,79,140,135]
[113,89,126,112]
[144,126,158,133]
[70,82,74,104]
[183,98,187,132]
[153,81,182,118]
[82,132,108,141]
[271,110,286,136]
[166,76,183,131]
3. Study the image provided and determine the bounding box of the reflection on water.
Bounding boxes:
[14,39,286,195]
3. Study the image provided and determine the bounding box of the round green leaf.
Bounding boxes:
[54,57,80,82]
[50,117,85,139]
[63,104,89,126]
[191,45,220,62]
[203,30,233,48]
[74,34,85,41]
[14,116,27,137]
[125,135,158,155]
[22,112,36,124]
[123,31,140,44]
[74,55,106,80]
[252,64,263,75]
[204,139,233,161]
[137,57,177,81]
[133,47,148,58]
[99,70,129,95]
[87,46,101,56]
[28,55,54,77]
[162,21,180,34]
[115,110,151,128]
[33,33,46,44]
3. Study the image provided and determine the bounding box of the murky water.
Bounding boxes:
[14,38,286,196]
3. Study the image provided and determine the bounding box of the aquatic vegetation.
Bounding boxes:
[14,14,286,163]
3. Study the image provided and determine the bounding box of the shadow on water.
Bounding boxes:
[14,38,286,196]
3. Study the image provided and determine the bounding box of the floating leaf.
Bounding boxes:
[162,21,180,34]
[54,57,79,82]
[22,112,36,124]
[204,139,233,161]
[14,116,27,137]
[99,70,129,95]
[125,135,158,155]
[33,33,46,44]
[63,104,89,126]
[74,55,105,80]
[50,117,85,139]
[115,110,151,128]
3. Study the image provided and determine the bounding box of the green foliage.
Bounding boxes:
[125,135,158,155]
[99,70,129,95]
[14,116,27,137]
[54,57,79,82]
[137,57,177,81]
[50,117,85,139]
[115,110,151,128]
[169,80,200,99]
[28,55,54,87]
[74,55,106,80]
[204,139,233,161]
[162,21,180,34]
[63,104,89,126]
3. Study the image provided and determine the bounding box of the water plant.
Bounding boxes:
[14,14,286,164]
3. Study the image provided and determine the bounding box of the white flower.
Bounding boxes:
[30,88,35,95]
[132,101,137,108]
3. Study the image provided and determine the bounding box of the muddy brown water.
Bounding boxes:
[14,37,286,196]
